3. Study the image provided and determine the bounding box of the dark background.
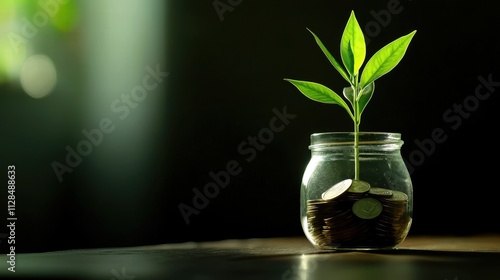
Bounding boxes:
[1,0,499,253]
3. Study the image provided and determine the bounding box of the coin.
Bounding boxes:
[368,187,393,197]
[322,179,352,200]
[352,197,383,219]
[348,180,371,194]
[386,190,408,201]
[307,181,410,248]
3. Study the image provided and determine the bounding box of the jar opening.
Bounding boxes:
[309,132,403,150]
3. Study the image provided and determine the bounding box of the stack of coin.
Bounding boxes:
[374,190,411,245]
[306,179,411,248]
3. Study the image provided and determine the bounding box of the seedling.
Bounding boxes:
[285,10,416,180]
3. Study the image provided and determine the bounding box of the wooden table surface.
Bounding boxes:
[2,234,500,280]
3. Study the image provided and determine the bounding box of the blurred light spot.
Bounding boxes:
[0,36,26,84]
[0,0,16,28]
[20,54,57,99]
[51,0,78,32]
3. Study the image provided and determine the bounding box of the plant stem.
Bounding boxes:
[353,83,360,181]
[354,112,360,181]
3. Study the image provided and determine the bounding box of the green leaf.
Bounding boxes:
[343,83,373,125]
[360,30,416,88]
[284,79,353,119]
[307,28,351,84]
[341,11,366,77]
[343,85,355,108]
[357,82,374,120]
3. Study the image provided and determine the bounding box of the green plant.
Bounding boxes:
[285,10,416,180]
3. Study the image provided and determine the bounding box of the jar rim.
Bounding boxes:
[309,132,403,149]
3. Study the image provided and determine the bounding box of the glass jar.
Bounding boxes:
[300,132,413,250]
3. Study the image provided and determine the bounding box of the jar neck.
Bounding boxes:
[309,132,403,151]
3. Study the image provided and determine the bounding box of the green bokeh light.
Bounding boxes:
[0,0,78,84]
[0,0,16,26]
[51,0,79,32]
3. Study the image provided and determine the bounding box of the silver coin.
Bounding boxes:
[321,179,352,200]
